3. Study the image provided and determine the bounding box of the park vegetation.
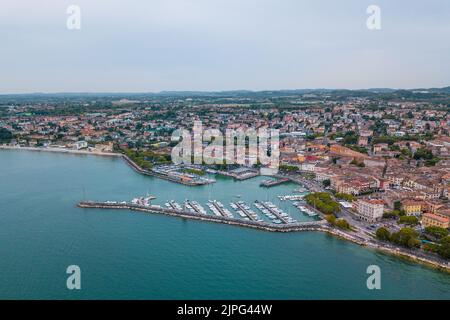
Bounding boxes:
[305,192,341,215]
[335,193,356,202]
[325,214,352,231]
[376,226,450,259]
[119,146,171,170]
[398,215,419,226]
[413,147,440,166]
[279,164,298,172]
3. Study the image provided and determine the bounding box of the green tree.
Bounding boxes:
[390,227,421,248]
[0,127,12,143]
[398,216,419,226]
[335,193,356,201]
[305,192,341,215]
[335,219,352,230]
[437,236,450,259]
[424,226,449,240]
[325,214,336,224]
[383,211,400,219]
[376,227,391,241]
[279,164,298,172]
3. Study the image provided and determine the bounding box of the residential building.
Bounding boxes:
[353,199,384,222]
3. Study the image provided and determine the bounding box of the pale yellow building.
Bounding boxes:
[421,213,450,229]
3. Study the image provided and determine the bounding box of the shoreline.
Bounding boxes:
[2,145,449,273]
[0,145,213,186]
[0,145,121,157]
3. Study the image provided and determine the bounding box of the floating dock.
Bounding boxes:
[231,201,263,222]
[260,178,290,187]
[165,200,183,211]
[293,202,319,217]
[207,200,233,218]
[255,201,296,224]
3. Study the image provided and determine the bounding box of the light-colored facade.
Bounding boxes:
[401,199,423,216]
[422,213,450,229]
[353,199,384,222]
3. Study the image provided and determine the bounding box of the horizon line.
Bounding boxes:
[1,86,450,96]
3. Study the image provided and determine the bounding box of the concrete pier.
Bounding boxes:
[255,200,290,224]
[234,201,258,222]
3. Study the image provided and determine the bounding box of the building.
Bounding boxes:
[421,213,450,229]
[358,136,368,147]
[330,144,368,159]
[353,199,384,222]
[401,199,423,216]
[331,175,379,195]
[74,141,88,150]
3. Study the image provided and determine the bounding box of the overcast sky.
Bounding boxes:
[1,0,449,93]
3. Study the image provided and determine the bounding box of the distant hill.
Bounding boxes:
[0,87,449,104]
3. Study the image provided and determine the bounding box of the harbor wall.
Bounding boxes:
[77,201,450,272]
[77,201,327,233]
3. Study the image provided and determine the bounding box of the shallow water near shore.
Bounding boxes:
[0,149,449,299]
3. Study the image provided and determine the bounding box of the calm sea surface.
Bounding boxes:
[0,150,449,299]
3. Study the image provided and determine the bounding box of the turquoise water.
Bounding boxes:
[0,150,449,299]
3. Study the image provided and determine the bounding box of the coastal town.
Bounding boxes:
[0,89,449,269]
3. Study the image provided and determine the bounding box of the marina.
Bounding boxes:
[293,187,308,193]
[207,200,234,218]
[122,155,215,186]
[255,200,297,224]
[293,202,319,217]
[278,194,305,201]
[231,201,264,222]
[131,195,156,206]
[77,200,326,233]
[165,200,183,211]
[183,200,208,215]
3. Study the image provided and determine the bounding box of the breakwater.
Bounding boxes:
[77,201,327,233]
[77,201,450,272]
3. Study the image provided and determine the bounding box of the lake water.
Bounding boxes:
[0,150,449,299]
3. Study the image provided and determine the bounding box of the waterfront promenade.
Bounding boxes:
[0,145,120,157]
